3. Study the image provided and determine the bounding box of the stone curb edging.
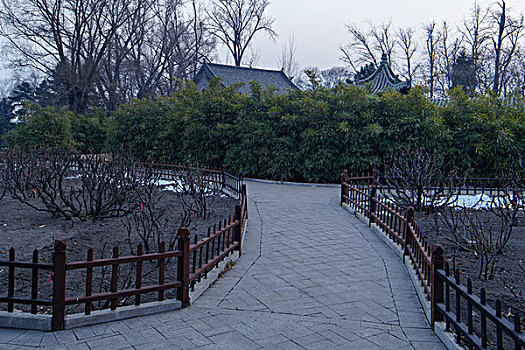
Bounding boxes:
[190,218,248,303]
[0,311,52,331]
[342,204,462,350]
[0,219,249,332]
[66,300,182,330]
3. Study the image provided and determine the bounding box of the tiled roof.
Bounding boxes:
[194,63,299,94]
[355,54,409,93]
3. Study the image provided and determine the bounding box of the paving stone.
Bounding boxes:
[72,326,96,340]
[54,330,80,344]
[85,334,132,350]
[0,345,19,350]
[412,340,451,349]
[0,329,25,344]
[40,332,60,346]
[65,342,91,350]
[41,345,69,350]
[208,330,261,350]
[7,330,44,346]
[0,181,448,350]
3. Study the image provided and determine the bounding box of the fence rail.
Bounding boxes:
[0,249,53,314]
[375,170,523,197]
[433,251,525,350]
[0,164,247,331]
[341,169,524,349]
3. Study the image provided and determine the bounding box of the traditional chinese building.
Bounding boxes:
[194,63,299,95]
[354,54,410,94]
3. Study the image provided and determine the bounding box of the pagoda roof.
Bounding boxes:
[355,54,410,93]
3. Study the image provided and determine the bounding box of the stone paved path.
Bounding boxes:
[0,180,446,349]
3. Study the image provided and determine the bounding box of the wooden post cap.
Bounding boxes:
[178,228,190,239]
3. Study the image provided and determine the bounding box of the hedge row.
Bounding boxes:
[6,80,525,183]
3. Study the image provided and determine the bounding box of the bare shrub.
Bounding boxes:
[504,261,525,309]
[123,165,219,254]
[2,150,80,219]
[437,174,523,280]
[75,153,141,219]
[0,153,7,203]
[379,147,461,211]
[174,166,221,220]
[2,150,147,220]
[124,166,171,254]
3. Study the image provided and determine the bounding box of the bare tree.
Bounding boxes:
[340,22,396,74]
[436,21,463,93]
[1,0,216,112]
[319,67,351,88]
[460,2,490,91]
[96,0,215,109]
[206,0,276,67]
[278,32,299,79]
[424,21,441,98]
[490,0,524,95]
[0,0,142,114]
[370,21,396,65]
[340,24,378,73]
[396,27,418,84]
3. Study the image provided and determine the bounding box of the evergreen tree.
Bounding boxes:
[0,97,13,147]
[7,81,37,121]
[451,51,477,93]
[355,63,376,82]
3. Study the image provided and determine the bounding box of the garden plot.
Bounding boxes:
[0,152,237,314]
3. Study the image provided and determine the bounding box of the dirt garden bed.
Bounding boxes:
[0,179,237,315]
[415,209,525,346]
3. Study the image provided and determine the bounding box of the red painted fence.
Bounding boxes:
[341,170,525,349]
[0,165,247,331]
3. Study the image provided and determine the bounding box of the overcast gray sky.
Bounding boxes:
[229,0,525,71]
[2,0,525,84]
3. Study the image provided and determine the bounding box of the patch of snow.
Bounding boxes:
[450,194,494,210]
[448,194,523,210]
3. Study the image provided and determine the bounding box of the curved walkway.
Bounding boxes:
[0,181,446,349]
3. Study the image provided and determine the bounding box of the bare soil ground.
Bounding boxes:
[416,211,525,347]
[0,186,237,314]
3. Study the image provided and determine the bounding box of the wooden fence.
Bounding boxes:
[68,157,244,199]
[135,162,243,199]
[0,249,53,314]
[375,169,521,197]
[0,168,247,331]
[341,170,524,349]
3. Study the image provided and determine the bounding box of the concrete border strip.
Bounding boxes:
[0,218,248,331]
[190,217,248,303]
[66,300,182,329]
[0,311,52,331]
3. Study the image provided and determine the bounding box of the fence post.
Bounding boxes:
[431,244,445,328]
[222,164,226,190]
[369,184,377,226]
[177,228,191,308]
[403,207,414,261]
[238,171,244,195]
[52,239,67,331]
[341,170,348,205]
[234,204,243,256]
[242,184,248,219]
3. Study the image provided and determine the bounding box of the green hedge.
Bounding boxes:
[107,81,524,182]
[7,81,525,182]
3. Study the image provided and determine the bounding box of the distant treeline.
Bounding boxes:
[4,80,525,183]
